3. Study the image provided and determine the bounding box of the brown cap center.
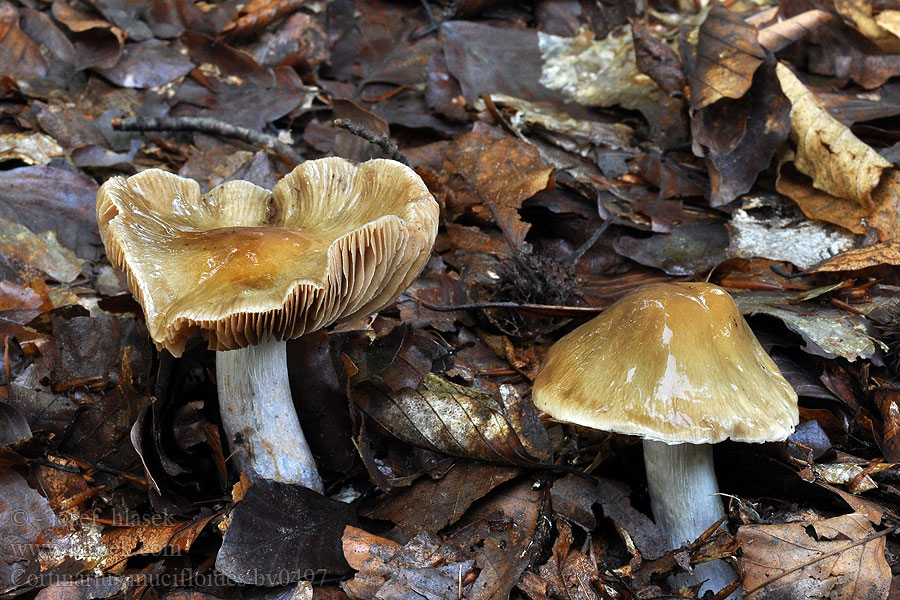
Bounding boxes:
[183,226,318,289]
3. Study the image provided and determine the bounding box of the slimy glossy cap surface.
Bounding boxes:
[97,158,439,356]
[532,282,799,444]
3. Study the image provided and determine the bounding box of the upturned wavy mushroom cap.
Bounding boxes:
[97,158,439,356]
[533,282,799,444]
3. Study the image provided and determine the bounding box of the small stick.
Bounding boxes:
[561,217,616,265]
[333,119,410,166]
[413,297,603,317]
[111,116,302,165]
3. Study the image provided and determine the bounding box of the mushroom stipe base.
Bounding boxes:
[217,338,323,492]
[643,440,739,599]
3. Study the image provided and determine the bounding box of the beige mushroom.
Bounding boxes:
[97,158,439,492]
[533,282,798,596]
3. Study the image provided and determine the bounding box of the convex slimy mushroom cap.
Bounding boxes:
[97,158,439,356]
[533,282,799,444]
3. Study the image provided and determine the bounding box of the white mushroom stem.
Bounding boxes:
[643,440,739,599]
[216,338,323,492]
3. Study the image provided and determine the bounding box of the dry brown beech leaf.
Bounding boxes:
[437,131,553,248]
[690,5,766,113]
[776,63,892,210]
[737,513,890,600]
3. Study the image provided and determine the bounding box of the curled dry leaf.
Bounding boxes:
[220,0,305,38]
[775,161,869,235]
[757,10,836,53]
[776,63,892,210]
[353,372,551,466]
[813,240,900,272]
[738,513,890,600]
[99,516,211,568]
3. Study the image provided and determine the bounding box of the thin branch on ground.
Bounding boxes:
[333,118,411,166]
[111,116,303,166]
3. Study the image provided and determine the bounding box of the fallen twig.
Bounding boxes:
[412,297,603,318]
[334,118,410,166]
[111,116,303,166]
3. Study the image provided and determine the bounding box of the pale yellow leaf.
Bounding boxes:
[776,63,892,210]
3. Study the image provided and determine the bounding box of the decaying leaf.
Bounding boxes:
[439,20,558,106]
[550,474,667,559]
[0,132,64,165]
[834,0,900,53]
[0,1,47,86]
[874,388,900,463]
[613,222,728,276]
[216,480,354,585]
[775,162,870,235]
[631,19,685,97]
[436,131,553,248]
[0,217,83,283]
[538,26,662,119]
[353,372,551,466]
[487,94,634,172]
[0,165,102,261]
[100,516,211,565]
[728,194,855,269]
[341,526,475,600]
[520,518,602,600]
[0,403,31,446]
[735,293,877,362]
[738,513,890,600]
[0,468,60,594]
[694,61,790,206]
[690,5,766,112]
[462,479,547,600]
[366,461,518,536]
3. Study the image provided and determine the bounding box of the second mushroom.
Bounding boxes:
[533,282,798,597]
[97,158,439,492]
